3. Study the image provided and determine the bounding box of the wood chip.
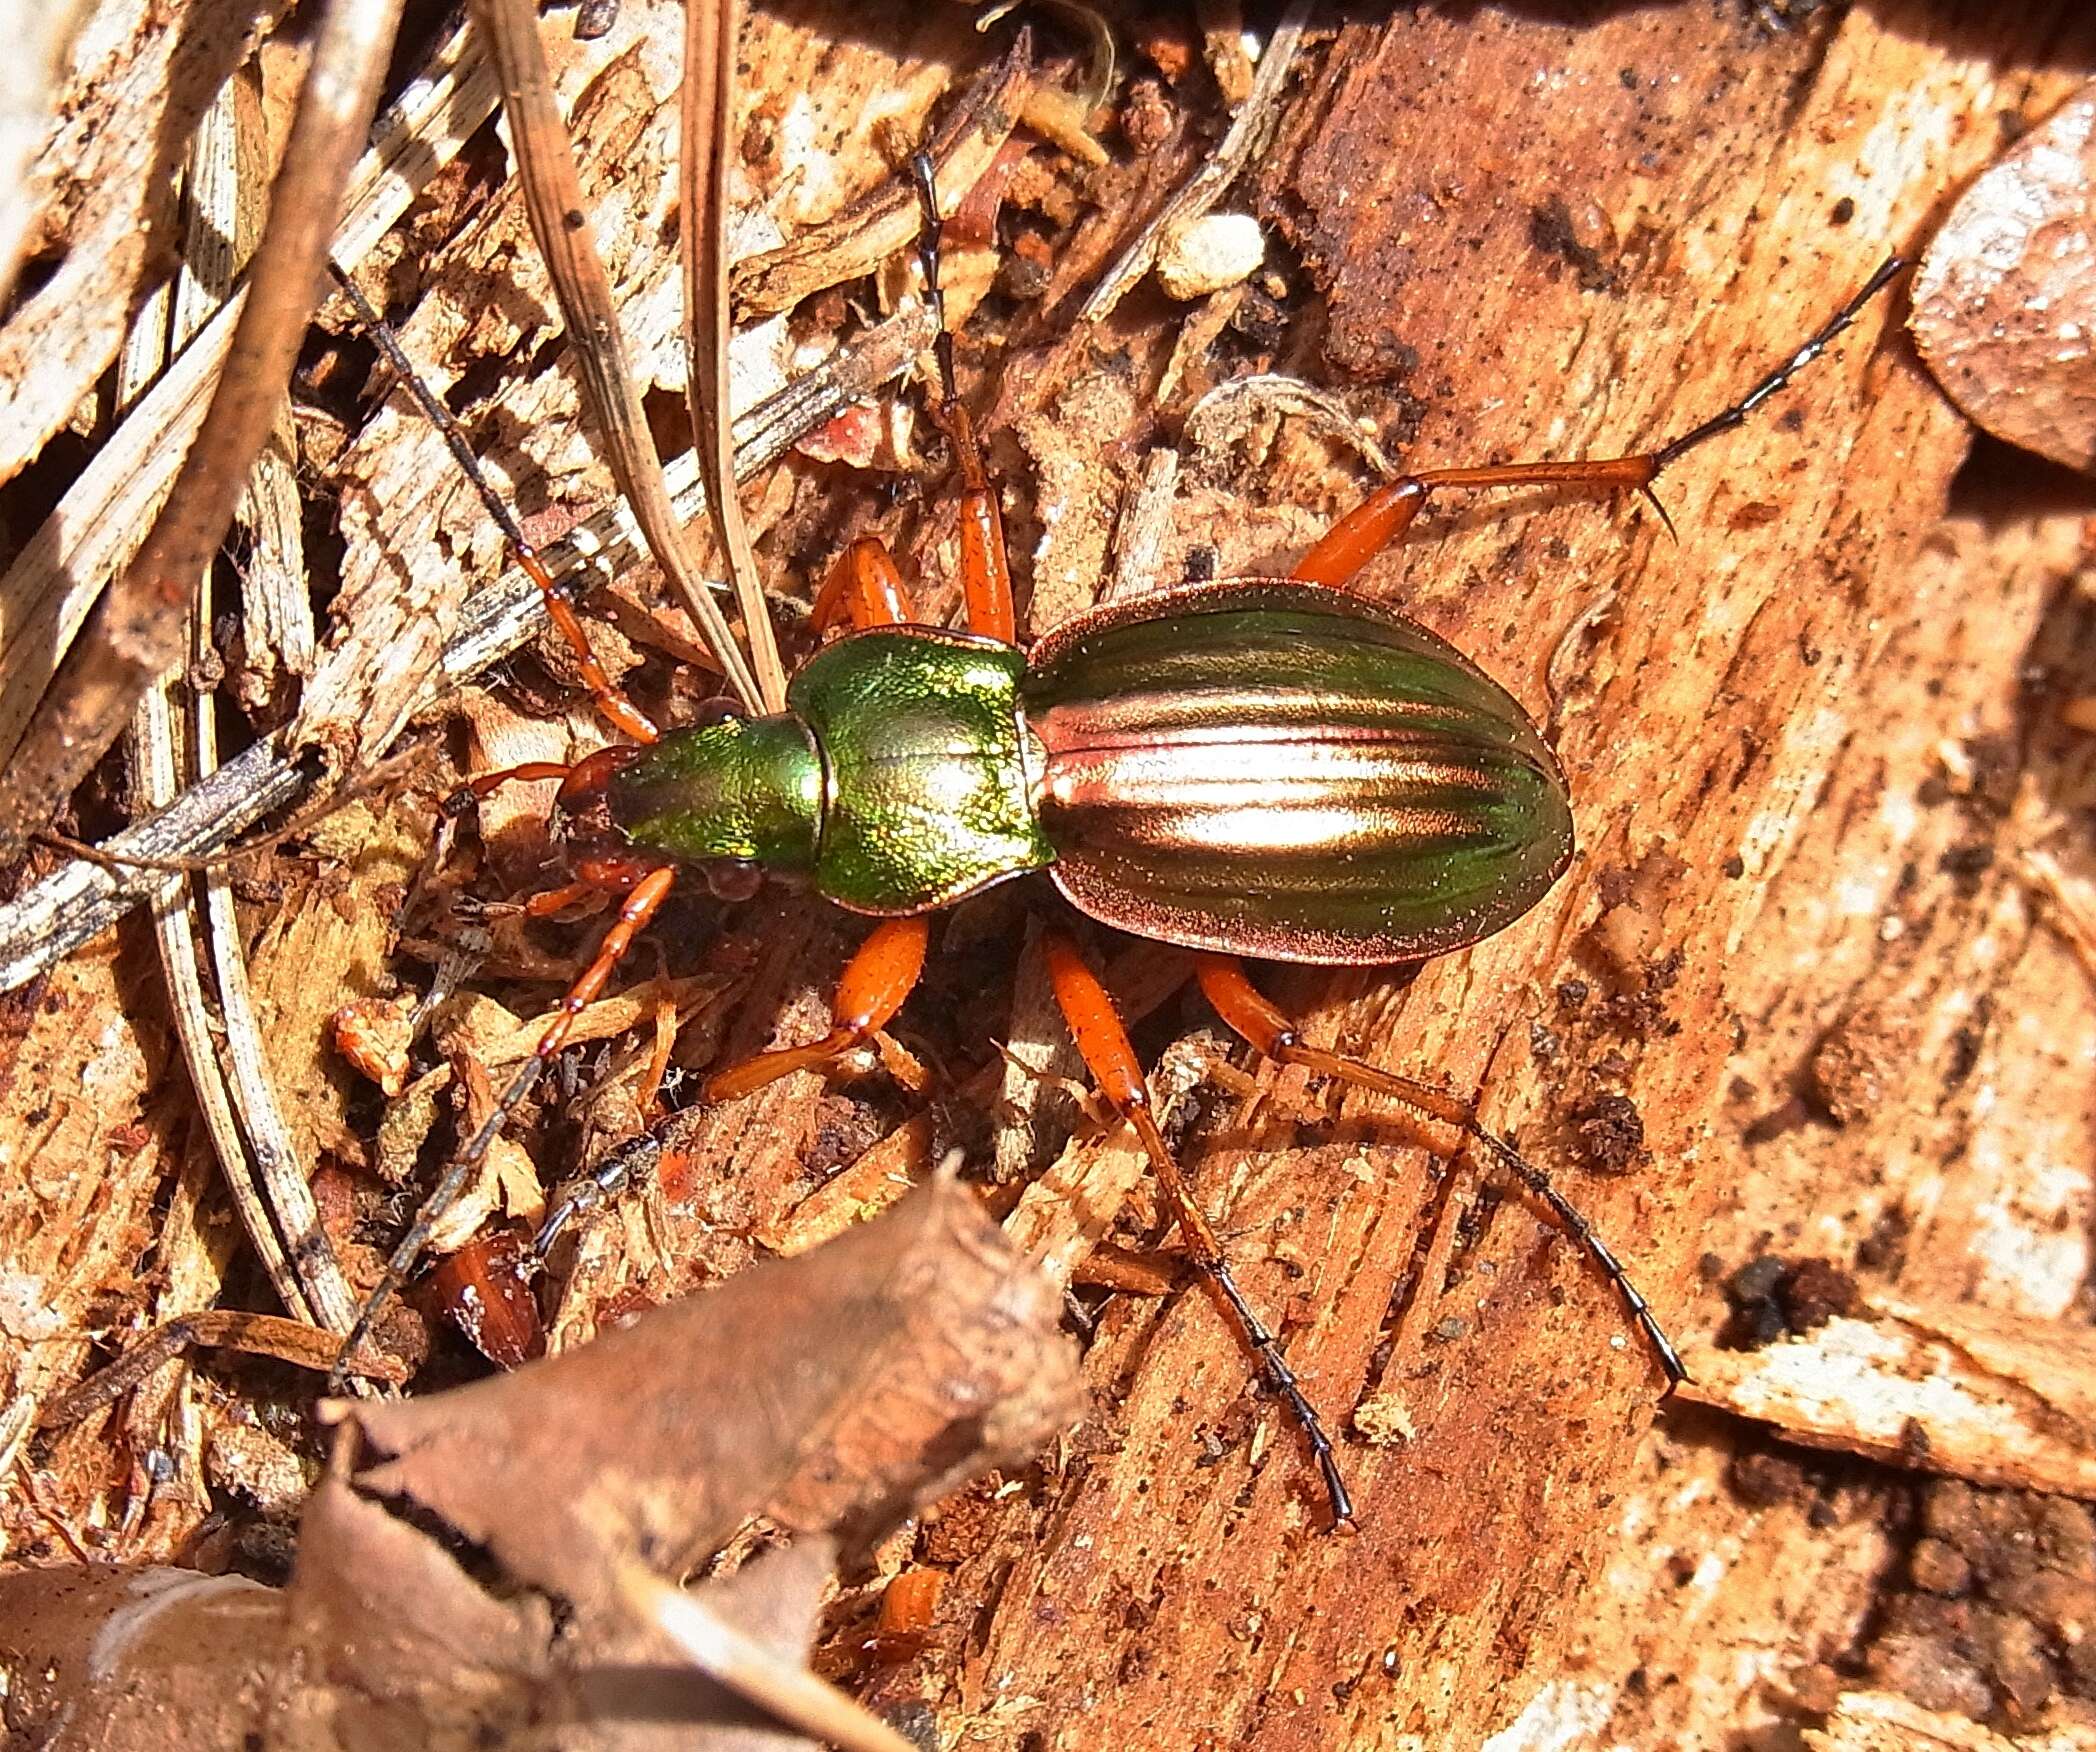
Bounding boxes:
[1676,1298,2096,1498]
[1804,1688,2096,1752]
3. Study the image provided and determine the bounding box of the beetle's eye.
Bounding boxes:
[704,859,764,901]
[692,695,742,728]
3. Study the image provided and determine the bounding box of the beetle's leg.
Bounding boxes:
[331,856,678,1388]
[333,269,660,746]
[520,879,610,920]
[536,894,928,1262]
[1041,930,1356,1529]
[536,1126,687,1259]
[1194,954,1686,1387]
[910,151,1017,644]
[536,917,929,1255]
[1293,257,1906,589]
[811,534,916,632]
[704,915,932,1101]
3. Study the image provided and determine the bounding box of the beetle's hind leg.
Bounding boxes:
[1194,954,1685,1388]
[1289,257,1905,591]
[1041,930,1357,1530]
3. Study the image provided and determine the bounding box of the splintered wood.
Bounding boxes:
[1679,1302,2096,1499]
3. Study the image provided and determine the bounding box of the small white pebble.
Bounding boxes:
[1156,213,1266,301]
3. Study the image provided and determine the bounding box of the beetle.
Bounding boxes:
[335,142,1903,1524]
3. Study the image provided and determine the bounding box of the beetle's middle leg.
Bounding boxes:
[1193,954,1686,1388]
[1040,929,1356,1529]
[702,915,931,1100]
[530,913,930,1262]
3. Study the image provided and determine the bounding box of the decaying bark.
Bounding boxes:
[1,3,2093,1750]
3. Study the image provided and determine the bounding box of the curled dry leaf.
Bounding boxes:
[1912,85,2096,474]
[331,1174,1079,1624]
[0,1180,1078,1749]
[1676,1297,2096,1498]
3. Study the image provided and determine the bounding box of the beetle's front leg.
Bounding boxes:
[908,149,1017,644]
[333,854,679,1388]
[704,915,931,1100]
[811,535,915,632]
[1193,954,1686,1388]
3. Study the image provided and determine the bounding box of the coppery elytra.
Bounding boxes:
[330,119,1904,1525]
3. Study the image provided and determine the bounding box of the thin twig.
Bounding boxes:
[167,65,359,1345]
[469,0,764,713]
[136,691,316,1320]
[31,742,434,873]
[0,303,937,994]
[1080,0,1314,325]
[124,81,318,1332]
[682,0,787,714]
[38,1310,409,1432]
[0,0,409,862]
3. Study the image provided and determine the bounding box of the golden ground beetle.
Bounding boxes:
[335,133,1904,1528]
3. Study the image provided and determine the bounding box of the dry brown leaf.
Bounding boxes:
[1912,84,2096,473]
[0,1180,1078,1749]
[332,1175,1078,1622]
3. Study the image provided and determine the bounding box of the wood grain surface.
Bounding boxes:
[2,3,2092,1748]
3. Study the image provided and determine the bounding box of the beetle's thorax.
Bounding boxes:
[609,626,1053,915]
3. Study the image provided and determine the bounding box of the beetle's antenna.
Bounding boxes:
[331,266,660,746]
[908,149,994,492]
